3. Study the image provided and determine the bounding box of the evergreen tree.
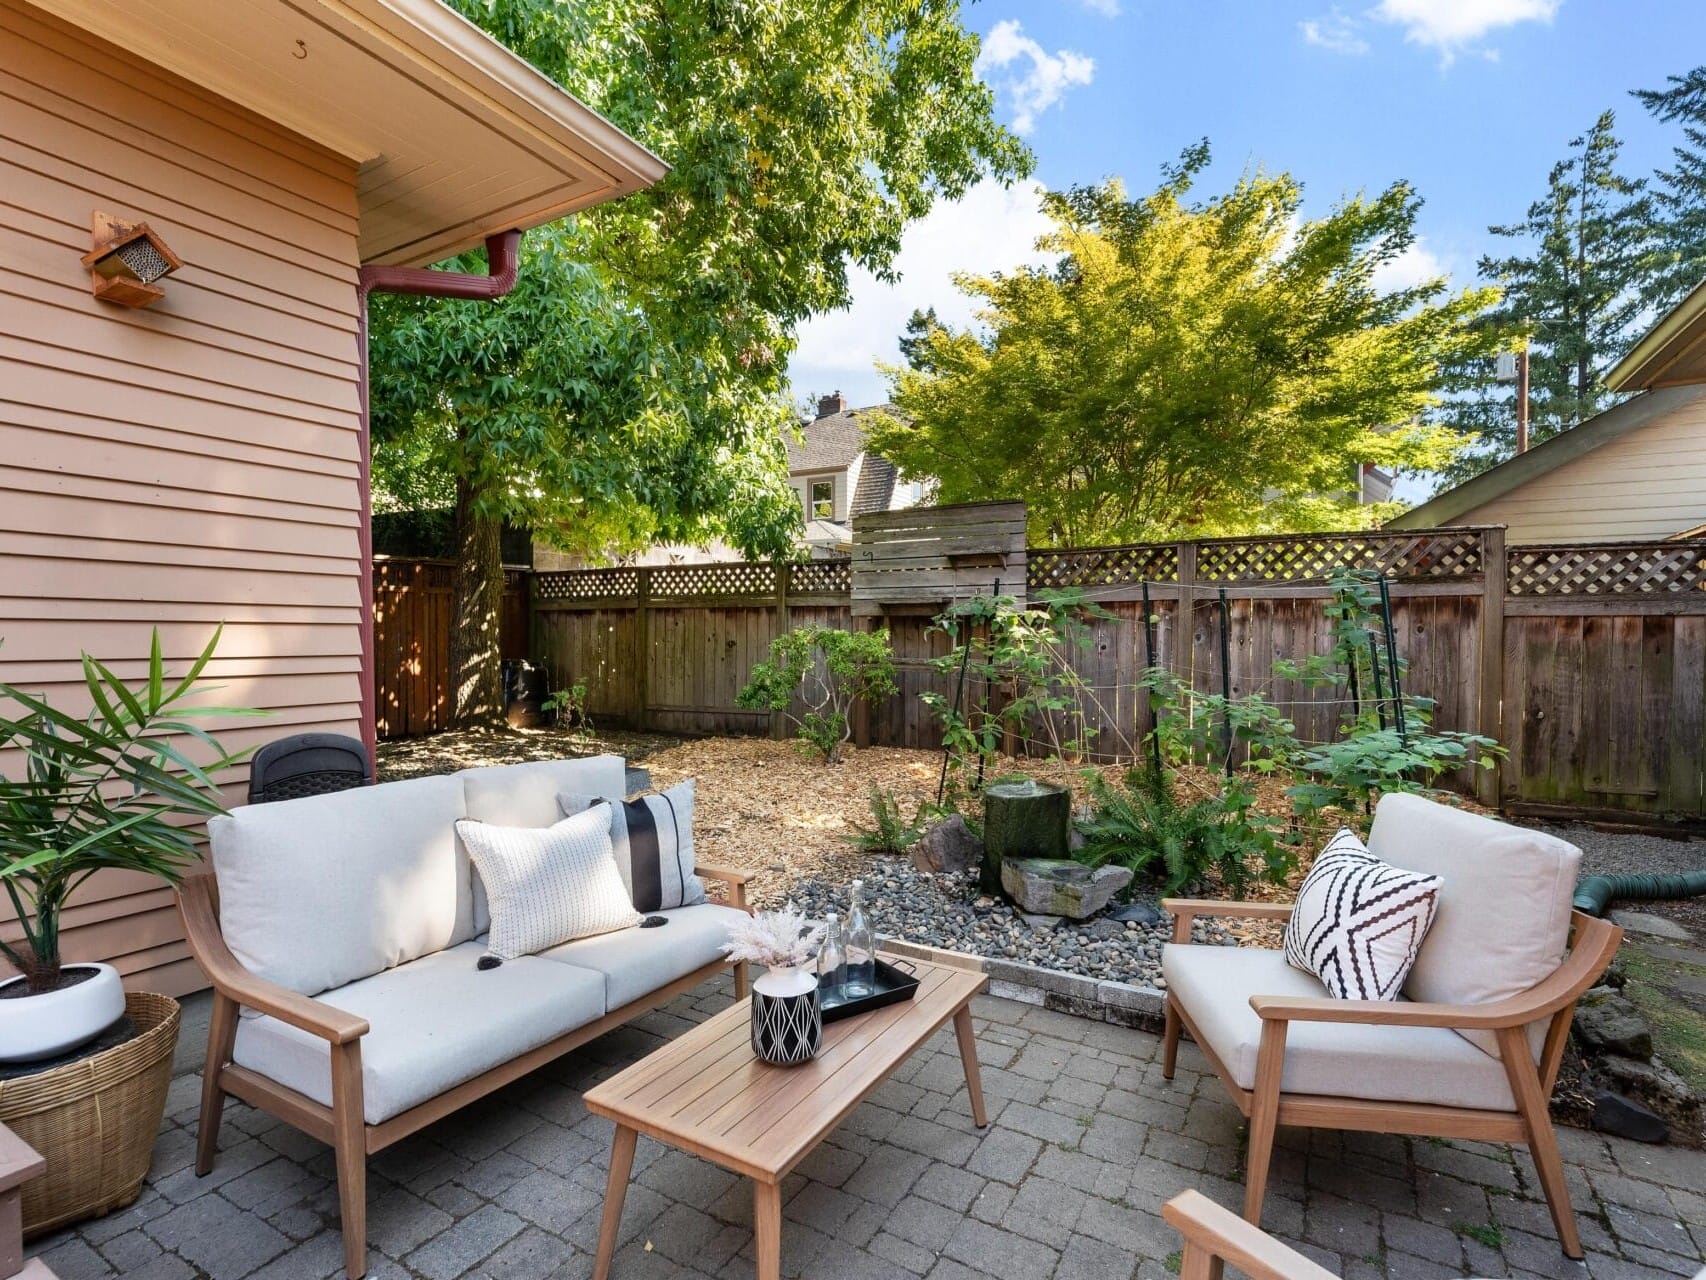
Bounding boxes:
[1434,110,1655,484]
[1634,66,1706,311]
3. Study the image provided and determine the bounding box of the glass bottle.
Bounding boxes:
[844,880,875,999]
[818,913,846,1007]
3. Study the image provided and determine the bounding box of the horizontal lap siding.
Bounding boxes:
[0,3,363,996]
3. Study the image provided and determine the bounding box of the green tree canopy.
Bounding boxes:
[1433,110,1654,482]
[1635,66,1706,312]
[864,145,1501,546]
[369,0,1029,722]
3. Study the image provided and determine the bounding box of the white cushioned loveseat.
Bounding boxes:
[177,756,753,1280]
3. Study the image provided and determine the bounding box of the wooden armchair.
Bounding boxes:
[1163,1190,1335,1280]
[1161,898,1621,1260]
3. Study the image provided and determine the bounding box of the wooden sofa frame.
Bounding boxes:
[1160,899,1622,1261]
[1162,1189,1335,1280]
[178,865,755,1280]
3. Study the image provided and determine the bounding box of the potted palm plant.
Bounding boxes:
[0,627,258,1235]
[0,627,256,1060]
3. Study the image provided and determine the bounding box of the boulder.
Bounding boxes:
[1110,901,1164,927]
[1593,1054,1702,1148]
[1574,994,1654,1060]
[910,814,984,877]
[1590,1091,1670,1144]
[1000,858,1133,920]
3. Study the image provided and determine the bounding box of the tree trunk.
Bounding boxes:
[450,476,505,729]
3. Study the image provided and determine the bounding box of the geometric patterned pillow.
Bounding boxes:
[454,806,641,962]
[1284,828,1443,1001]
[558,780,705,914]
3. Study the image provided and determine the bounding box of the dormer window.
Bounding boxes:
[810,479,835,519]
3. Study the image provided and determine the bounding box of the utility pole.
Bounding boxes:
[1515,346,1530,454]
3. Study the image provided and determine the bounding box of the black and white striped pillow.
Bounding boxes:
[1284,829,1443,1001]
[559,780,705,913]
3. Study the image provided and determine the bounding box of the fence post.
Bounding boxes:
[635,567,651,731]
[1174,541,1198,688]
[1478,527,1506,808]
[771,562,789,741]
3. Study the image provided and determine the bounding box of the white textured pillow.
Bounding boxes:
[1285,829,1443,1001]
[454,806,641,961]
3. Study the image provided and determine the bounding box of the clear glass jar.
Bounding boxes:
[844,880,875,999]
[817,912,846,1007]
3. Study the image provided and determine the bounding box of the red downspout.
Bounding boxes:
[353,230,523,759]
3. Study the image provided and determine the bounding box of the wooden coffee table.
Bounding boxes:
[584,953,989,1279]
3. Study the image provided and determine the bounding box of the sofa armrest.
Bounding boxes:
[1162,1191,1335,1280]
[1162,897,1294,943]
[177,875,370,1045]
[698,862,754,912]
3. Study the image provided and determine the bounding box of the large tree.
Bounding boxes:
[1635,66,1706,312]
[1434,110,1654,482]
[863,145,1500,546]
[370,0,1028,724]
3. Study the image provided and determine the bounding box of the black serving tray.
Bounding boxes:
[818,958,919,1023]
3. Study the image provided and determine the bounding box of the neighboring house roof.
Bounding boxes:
[30,0,667,266]
[1386,385,1706,530]
[787,402,901,473]
[851,455,897,517]
[1606,276,1706,391]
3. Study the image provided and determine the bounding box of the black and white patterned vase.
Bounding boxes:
[750,965,822,1066]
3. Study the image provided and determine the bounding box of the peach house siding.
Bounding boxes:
[0,2,365,995]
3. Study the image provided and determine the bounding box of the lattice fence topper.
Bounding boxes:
[1027,544,1180,590]
[1194,531,1485,584]
[532,567,640,601]
[790,559,852,594]
[1507,542,1706,595]
[650,561,779,599]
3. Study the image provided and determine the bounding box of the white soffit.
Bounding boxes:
[28,0,666,265]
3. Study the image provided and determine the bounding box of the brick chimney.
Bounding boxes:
[816,391,848,419]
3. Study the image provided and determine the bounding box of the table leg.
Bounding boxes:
[753,1180,782,1280]
[953,1005,988,1128]
[592,1125,638,1280]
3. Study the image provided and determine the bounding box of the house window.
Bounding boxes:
[810,479,834,520]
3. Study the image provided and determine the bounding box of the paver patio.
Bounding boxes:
[28,975,1706,1280]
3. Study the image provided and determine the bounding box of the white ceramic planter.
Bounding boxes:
[0,963,126,1063]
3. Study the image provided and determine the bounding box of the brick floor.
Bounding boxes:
[28,978,1706,1280]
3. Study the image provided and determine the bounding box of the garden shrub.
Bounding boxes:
[736,624,896,763]
[845,785,929,856]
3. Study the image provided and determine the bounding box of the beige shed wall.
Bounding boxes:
[1454,395,1706,542]
[0,2,364,995]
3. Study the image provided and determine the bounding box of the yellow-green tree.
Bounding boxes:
[866,145,1503,546]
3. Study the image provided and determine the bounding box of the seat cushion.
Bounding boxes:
[459,756,628,934]
[210,773,473,996]
[538,902,746,1010]
[1369,793,1582,1056]
[1162,943,1518,1112]
[456,808,641,960]
[232,941,607,1124]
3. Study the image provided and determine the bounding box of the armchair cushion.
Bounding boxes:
[1162,943,1518,1112]
[1284,829,1441,1000]
[1369,794,1581,1057]
[232,941,607,1124]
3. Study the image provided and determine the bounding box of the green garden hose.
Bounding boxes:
[1573,870,1706,917]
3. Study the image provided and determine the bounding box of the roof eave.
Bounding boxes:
[1606,276,1706,391]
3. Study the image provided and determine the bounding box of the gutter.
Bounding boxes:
[353,231,525,757]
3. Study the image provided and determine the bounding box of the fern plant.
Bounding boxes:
[845,785,927,856]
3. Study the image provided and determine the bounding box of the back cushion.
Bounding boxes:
[459,756,628,933]
[209,774,471,996]
[1369,793,1582,1057]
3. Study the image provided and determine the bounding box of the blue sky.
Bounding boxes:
[788,0,1700,424]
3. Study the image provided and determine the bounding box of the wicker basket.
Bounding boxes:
[0,991,180,1238]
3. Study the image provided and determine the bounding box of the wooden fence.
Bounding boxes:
[526,527,1706,826]
[373,558,530,739]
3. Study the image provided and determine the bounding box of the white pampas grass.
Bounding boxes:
[722,905,826,969]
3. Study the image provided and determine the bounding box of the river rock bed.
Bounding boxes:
[776,857,1235,990]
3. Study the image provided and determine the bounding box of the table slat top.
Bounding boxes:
[584,955,986,1182]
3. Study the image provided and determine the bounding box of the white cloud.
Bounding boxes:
[1371,240,1447,293]
[974,19,1094,136]
[1080,0,1122,16]
[788,181,1056,407]
[1299,10,1371,55]
[1372,0,1560,64]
